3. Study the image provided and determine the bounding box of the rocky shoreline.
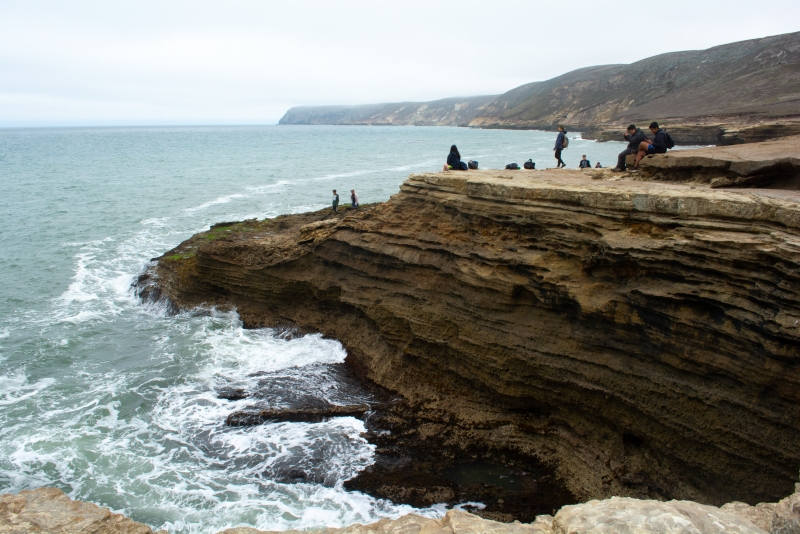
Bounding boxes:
[124,136,800,531]
[3,485,799,533]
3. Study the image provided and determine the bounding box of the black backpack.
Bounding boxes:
[468,160,478,169]
[505,163,519,170]
[523,159,535,169]
[665,132,675,149]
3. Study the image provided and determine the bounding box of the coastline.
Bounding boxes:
[136,137,800,525]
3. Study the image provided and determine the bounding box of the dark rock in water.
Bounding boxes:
[216,388,248,401]
[225,403,371,426]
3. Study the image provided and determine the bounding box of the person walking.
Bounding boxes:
[554,126,567,168]
[350,189,359,209]
[332,189,340,214]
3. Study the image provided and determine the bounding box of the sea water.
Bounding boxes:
[0,125,631,533]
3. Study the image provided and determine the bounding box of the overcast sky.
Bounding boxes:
[1,0,798,126]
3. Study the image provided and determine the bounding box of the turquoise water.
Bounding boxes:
[0,125,629,532]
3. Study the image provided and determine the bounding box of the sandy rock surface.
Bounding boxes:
[0,487,158,534]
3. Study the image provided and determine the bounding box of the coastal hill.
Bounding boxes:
[279,31,800,145]
[137,137,800,520]
[278,95,496,126]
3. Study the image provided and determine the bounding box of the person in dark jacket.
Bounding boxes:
[350,189,359,209]
[579,155,591,169]
[631,122,668,171]
[553,126,567,168]
[446,145,468,171]
[612,124,646,172]
[595,162,602,168]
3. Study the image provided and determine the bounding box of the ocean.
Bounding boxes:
[0,125,631,532]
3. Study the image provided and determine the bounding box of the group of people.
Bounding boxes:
[331,189,359,214]
[612,122,670,172]
[555,123,669,171]
[444,122,671,172]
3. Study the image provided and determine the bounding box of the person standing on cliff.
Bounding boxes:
[332,189,340,214]
[554,126,567,168]
[350,189,359,209]
[612,125,646,172]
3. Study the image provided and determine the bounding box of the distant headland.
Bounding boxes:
[279,31,800,146]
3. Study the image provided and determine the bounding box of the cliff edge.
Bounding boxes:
[138,138,800,517]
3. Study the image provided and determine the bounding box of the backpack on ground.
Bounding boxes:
[523,159,535,169]
[505,163,519,170]
[562,136,569,149]
[468,160,478,169]
[665,132,675,149]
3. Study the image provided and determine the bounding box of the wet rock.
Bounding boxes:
[216,387,248,400]
[225,403,370,426]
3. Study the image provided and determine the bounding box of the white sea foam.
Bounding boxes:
[184,194,246,213]
[0,374,55,406]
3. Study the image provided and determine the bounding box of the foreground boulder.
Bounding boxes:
[0,487,158,534]
[9,486,800,533]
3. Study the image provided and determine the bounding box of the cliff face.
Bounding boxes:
[278,31,800,145]
[140,141,800,509]
[278,95,496,126]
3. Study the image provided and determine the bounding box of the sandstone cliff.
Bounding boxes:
[278,31,800,145]
[138,137,800,516]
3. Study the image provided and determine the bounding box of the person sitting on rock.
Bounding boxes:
[579,155,592,169]
[612,124,647,172]
[444,145,468,171]
[595,162,602,168]
[630,122,668,172]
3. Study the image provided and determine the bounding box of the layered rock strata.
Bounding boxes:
[636,135,800,188]
[140,147,800,510]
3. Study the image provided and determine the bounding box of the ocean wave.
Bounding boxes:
[184,194,246,214]
[0,373,55,406]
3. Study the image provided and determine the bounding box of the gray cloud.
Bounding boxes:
[1,0,798,126]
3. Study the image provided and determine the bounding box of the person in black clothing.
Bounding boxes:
[579,155,591,169]
[612,124,646,172]
[445,145,468,171]
[553,126,567,168]
[631,122,668,171]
